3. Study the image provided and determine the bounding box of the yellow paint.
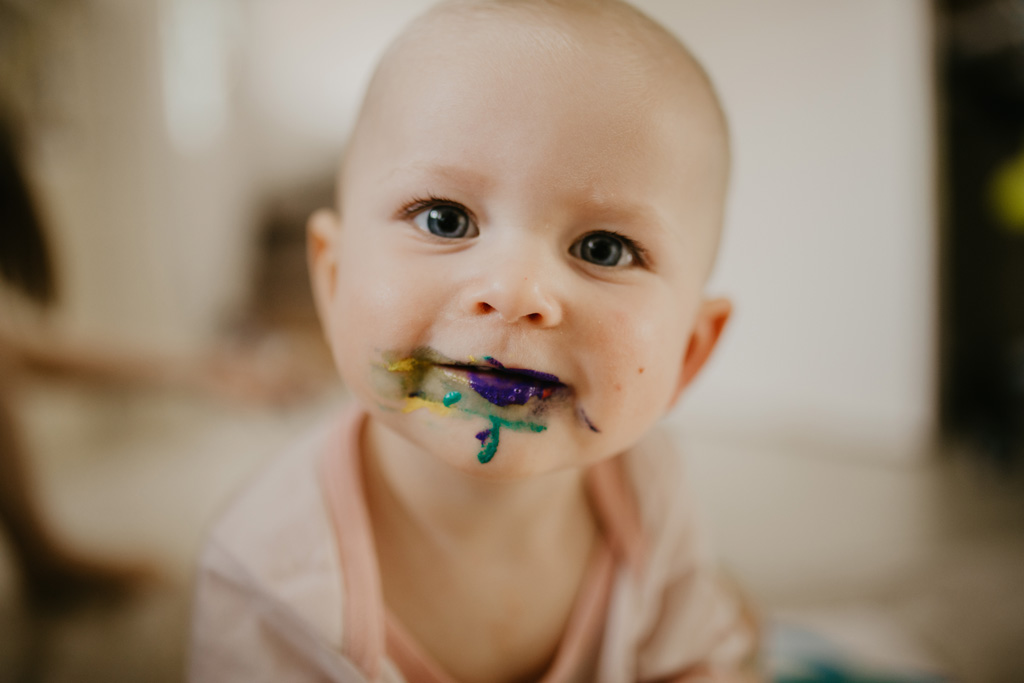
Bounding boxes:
[387,358,420,373]
[402,396,452,416]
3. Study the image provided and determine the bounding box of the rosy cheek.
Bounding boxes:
[597,306,682,411]
[604,308,662,369]
[337,247,424,334]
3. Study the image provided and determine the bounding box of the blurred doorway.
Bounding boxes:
[941,0,1024,465]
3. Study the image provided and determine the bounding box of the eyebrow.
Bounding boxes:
[571,194,669,235]
[384,162,496,193]
[384,163,670,235]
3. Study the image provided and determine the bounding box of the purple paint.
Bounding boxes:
[482,357,560,383]
[467,371,560,407]
[475,429,491,443]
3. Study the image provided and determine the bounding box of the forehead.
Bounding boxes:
[343,6,727,244]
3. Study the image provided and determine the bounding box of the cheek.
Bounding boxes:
[333,237,431,338]
[586,299,689,428]
[321,247,407,373]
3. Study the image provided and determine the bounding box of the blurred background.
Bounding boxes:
[0,0,1022,681]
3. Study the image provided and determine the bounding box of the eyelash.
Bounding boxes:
[398,195,472,222]
[397,195,650,268]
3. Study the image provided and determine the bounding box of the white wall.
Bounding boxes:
[645,1,937,461]
[24,0,254,352]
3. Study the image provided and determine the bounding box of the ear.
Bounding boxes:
[307,208,342,326]
[669,297,732,407]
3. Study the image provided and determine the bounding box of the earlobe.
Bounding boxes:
[307,208,342,322]
[669,297,732,407]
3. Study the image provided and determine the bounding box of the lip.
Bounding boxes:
[435,357,568,408]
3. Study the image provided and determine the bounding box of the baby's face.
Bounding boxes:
[311,17,728,478]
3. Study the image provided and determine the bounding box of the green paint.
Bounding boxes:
[379,350,550,465]
[477,415,546,464]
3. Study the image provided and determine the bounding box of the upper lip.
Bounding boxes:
[438,357,565,387]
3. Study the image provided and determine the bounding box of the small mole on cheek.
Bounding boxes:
[614,383,622,392]
[638,367,645,374]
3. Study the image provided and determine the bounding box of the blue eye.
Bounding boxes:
[571,232,636,267]
[412,204,477,239]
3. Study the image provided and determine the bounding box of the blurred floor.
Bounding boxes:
[0,383,1021,682]
[675,417,1024,682]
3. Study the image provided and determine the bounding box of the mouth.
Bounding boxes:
[437,356,568,408]
[380,350,582,464]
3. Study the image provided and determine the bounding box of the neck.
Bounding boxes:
[363,417,591,557]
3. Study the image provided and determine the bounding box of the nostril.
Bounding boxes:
[477,302,495,314]
[526,313,542,323]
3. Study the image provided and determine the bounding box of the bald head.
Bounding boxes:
[342,0,730,278]
[420,0,725,121]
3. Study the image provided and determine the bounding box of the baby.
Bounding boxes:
[190,1,758,681]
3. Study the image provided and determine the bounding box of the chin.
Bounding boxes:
[448,442,571,481]
[400,410,591,480]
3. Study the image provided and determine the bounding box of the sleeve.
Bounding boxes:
[188,539,369,683]
[642,570,763,682]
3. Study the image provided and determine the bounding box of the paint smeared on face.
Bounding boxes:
[462,356,565,407]
[466,371,558,407]
[482,356,560,382]
[579,408,600,433]
[401,395,452,416]
[379,348,565,464]
[475,415,546,464]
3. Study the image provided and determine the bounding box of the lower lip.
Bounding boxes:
[437,365,563,407]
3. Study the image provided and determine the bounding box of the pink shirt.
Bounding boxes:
[189,406,755,682]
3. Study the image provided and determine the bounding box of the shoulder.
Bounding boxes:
[618,423,705,563]
[612,425,758,678]
[198,415,345,644]
[206,417,336,570]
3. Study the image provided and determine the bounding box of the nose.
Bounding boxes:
[460,251,564,327]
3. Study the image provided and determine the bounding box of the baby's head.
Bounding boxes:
[310,0,731,478]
